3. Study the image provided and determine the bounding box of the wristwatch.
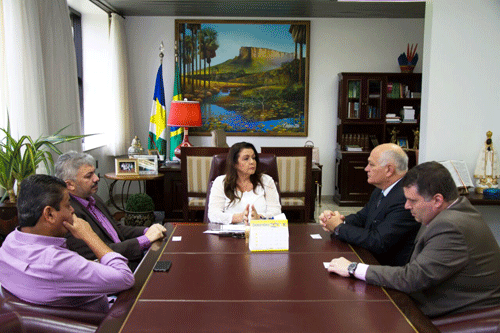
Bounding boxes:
[347,262,358,278]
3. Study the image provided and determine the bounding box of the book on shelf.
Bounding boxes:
[386,113,401,123]
[411,92,421,98]
[401,107,415,121]
[401,119,417,123]
[438,160,474,192]
[345,145,363,152]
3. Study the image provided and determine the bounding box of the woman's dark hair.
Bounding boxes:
[224,142,263,204]
[17,174,67,228]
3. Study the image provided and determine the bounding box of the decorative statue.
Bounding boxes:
[388,127,399,144]
[128,136,144,158]
[412,129,419,149]
[474,131,500,193]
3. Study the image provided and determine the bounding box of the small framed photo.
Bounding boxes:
[115,159,139,176]
[397,137,408,149]
[133,155,159,175]
[148,149,159,156]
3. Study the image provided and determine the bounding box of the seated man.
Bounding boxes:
[0,174,134,312]
[328,162,500,318]
[320,143,420,266]
[55,151,166,270]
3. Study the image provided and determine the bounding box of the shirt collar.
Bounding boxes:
[71,194,95,208]
[382,177,402,197]
[13,228,67,248]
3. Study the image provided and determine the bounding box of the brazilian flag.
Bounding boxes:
[169,63,183,160]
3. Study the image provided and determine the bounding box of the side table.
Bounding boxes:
[104,173,164,212]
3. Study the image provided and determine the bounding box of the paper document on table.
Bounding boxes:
[248,220,289,252]
[204,223,246,234]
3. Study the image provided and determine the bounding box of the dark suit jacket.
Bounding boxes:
[66,195,147,264]
[366,197,500,318]
[334,179,420,266]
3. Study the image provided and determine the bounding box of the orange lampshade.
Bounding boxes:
[167,100,202,127]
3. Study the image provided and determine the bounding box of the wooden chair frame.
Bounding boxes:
[261,147,313,222]
[180,147,229,222]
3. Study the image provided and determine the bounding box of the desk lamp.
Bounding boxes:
[167,99,202,159]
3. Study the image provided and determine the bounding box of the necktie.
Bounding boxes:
[87,197,121,243]
[376,192,384,208]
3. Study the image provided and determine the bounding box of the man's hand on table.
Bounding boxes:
[319,210,345,232]
[145,223,167,243]
[328,257,352,277]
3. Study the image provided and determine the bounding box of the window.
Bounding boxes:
[69,8,84,134]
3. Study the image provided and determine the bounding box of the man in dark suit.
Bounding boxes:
[319,143,420,266]
[55,151,166,270]
[328,162,500,318]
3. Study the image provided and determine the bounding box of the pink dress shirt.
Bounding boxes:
[0,229,134,312]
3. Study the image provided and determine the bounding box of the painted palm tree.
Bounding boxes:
[186,24,201,93]
[178,24,186,91]
[183,35,195,93]
[289,24,307,82]
[198,27,218,91]
[187,23,201,92]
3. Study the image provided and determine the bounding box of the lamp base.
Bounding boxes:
[174,127,193,159]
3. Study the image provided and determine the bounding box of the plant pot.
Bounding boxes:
[400,65,415,73]
[124,211,155,227]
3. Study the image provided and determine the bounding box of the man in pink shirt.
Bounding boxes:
[0,175,135,312]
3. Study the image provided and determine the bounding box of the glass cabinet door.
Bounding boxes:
[367,79,382,119]
[346,80,361,119]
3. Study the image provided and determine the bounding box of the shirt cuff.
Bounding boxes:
[354,263,369,281]
[137,235,151,250]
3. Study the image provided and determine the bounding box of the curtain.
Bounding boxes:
[1,0,81,153]
[106,13,131,156]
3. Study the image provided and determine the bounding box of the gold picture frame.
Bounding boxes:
[175,19,310,137]
[115,158,139,176]
[397,137,408,149]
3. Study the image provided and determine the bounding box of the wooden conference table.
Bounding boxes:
[97,223,438,332]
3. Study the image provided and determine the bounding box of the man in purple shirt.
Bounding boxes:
[55,151,166,270]
[0,174,135,312]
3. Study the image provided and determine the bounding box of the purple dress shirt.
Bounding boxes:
[0,229,134,312]
[72,195,151,250]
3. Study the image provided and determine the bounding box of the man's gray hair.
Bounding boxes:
[54,151,95,181]
[379,148,408,173]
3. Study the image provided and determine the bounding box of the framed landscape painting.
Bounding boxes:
[175,20,310,136]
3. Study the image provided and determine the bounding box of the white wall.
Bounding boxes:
[125,17,425,197]
[421,0,500,240]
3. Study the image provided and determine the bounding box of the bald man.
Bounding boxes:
[320,144,420,266]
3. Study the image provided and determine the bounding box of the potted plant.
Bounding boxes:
[124,193,155,227]
[0,117,89,203]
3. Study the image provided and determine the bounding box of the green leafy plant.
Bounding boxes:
[125,193,155,213]
[0,116,90,203]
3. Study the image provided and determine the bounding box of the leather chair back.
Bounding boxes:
[0,286,104,332]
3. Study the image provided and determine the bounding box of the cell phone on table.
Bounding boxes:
[153,260,172,272]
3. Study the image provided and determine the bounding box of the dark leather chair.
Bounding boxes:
[203,153,279,223]
[0,286,105,333]
[431,305,500,333]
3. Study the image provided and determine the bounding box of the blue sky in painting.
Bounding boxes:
[201,23,296,66]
